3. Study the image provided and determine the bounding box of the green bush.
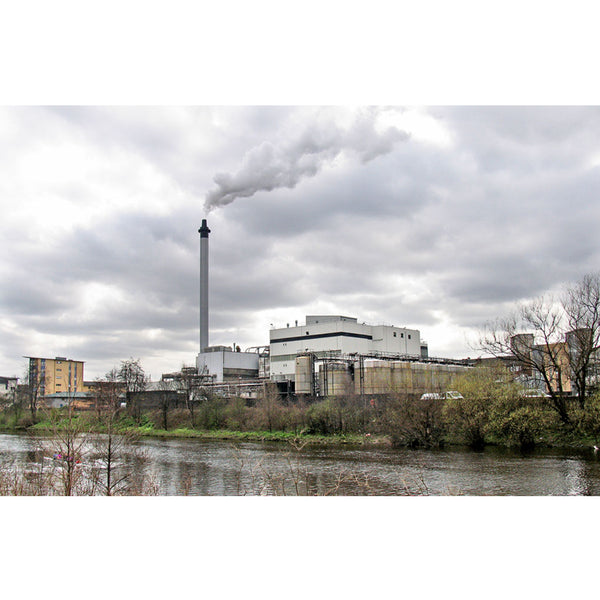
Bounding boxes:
[488,396,555,449]
[194,396,228,430]
[576,392,600,443]
[223,397,251,431]
[379,394,445,449]
[305,399,337,435]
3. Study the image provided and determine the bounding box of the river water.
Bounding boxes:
[2,431,600,495]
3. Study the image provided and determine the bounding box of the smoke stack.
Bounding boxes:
[198,219,211,352]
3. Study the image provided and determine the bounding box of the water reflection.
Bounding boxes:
[2,432,600,495]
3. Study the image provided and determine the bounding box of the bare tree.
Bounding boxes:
[160,365,204,426]
[479,273,600,423]
[157,378,177,431]
[564,273,600,408]
[176,366,200,425]
[92,368,123,418]
[38,404,91,496]
[91,368,126,495]
[256,382,283,432]
[88,368,152,496]
[11,382,28,424]
[25,362,44,423]
[118,358,148,422]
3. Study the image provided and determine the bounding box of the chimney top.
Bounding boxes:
[199,219,211,238]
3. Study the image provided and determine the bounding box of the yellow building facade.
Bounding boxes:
[26,356,87,398]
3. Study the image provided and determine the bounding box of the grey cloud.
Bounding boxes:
[436,106,600,174]
[5,106,600,379]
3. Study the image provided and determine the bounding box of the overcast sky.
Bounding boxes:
[1,105,600,380]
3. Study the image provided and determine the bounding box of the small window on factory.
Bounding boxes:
[401,333,404,338]
[393,332,397,337]
[408,334,412,339]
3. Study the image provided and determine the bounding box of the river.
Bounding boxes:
[2,431,600,495]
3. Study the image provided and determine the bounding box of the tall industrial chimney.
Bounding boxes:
[198,218,211,353]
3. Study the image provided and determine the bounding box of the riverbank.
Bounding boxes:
[2,419,594,451]
[117,425,600,450]
[2,408,598,450]
[138,427,384,445]
[19,420,389,446]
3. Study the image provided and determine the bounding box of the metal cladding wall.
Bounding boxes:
[196,350,259,383]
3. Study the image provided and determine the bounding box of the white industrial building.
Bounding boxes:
[270,315,428,382]
[196,345,260,382]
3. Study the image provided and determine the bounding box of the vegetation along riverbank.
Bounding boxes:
[2,364,600,451]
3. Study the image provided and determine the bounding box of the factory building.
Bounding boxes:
[270,315,427,382]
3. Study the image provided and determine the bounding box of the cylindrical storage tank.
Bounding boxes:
[362,360,392,395]
[295,354,314,395]
[319,363,352,396]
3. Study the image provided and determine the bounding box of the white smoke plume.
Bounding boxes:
[204,107,410,211]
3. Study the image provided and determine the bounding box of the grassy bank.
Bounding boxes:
[136,427,383,445]
[21,417,386,446]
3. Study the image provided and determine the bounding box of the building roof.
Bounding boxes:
[23,356,85,363]
[44,392,91,399]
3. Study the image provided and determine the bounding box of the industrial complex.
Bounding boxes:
[193,219,471,400]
